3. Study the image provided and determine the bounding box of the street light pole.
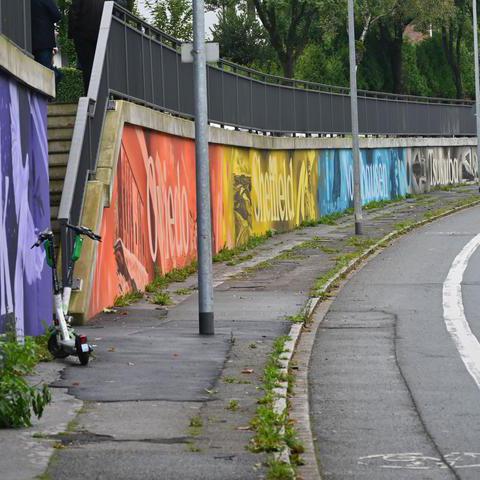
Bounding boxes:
[193,0,214,335]
[348,0,363,234]
[473,0,480,192]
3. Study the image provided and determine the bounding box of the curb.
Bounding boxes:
[274,197,480,477]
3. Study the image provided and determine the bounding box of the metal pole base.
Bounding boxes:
[199,312,215,335]
[355,221,363,236]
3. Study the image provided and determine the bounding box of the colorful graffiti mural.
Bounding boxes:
[0,71,52,337]
[319,148,408,215]
[88,125,478,316]
[407,147,477,193]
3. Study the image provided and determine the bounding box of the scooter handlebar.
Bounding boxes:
[31,229,54,249]
[66,223,102,242]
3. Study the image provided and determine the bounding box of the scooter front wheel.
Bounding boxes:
[48,332,70,359]
[75,335,90,366]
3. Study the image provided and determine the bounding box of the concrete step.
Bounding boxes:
[50,193,62,207]
[50,166,67,181]
[50,179,65,195]
[50,205,59,219]
[48,140,71,154]
[48,115,76,129]
[49,153,69,167]
[48,127,74,141]
[48,103,77,117]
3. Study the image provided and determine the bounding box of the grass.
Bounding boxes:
[213,231,274,264]
[286,313,306,324]
[226,399,239,411]
[364,195,405,210]
[266,459,295,480]
[151,291,173,306]
[175,288,194,296]
[114,290,143,307]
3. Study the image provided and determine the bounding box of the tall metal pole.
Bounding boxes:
[348,0,363,234]
[193,0,214,335]
[473,0,480,191]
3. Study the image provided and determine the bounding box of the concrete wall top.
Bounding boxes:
[0,34,55,98]
[118,100,477,151]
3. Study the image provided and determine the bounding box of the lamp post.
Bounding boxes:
[473,0,480,192]
[193,0,214,335]
[348,0,363,234]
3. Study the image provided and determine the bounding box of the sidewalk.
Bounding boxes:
[1,186,478,480]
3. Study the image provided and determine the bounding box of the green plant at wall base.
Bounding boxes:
[113,290,144,307]
[213,231,274,264]
[56,68,84,103]
[151,291,173,306]
[266,459,295,480]
[0,334,51,428]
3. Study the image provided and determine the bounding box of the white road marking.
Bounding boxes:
[443,233,480,389]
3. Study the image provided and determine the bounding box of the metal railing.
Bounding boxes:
[58,2,476,278]
[0,0,31,52]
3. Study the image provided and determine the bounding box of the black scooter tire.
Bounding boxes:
[48,332,70,359]
[75,335,90,366]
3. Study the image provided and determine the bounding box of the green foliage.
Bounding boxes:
[114,290,144,307]
[56,68,84,103]
[145,0,193,40]
[0,334,52,428]
[151,291,173,305]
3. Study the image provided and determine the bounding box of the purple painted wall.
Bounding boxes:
[0,70,52,337]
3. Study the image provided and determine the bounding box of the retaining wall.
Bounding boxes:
[70,101,478,320]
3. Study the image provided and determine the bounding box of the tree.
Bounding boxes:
[209,1,276,69]
[251,0,324,78]
[441,0,470,98]
[377,0,454,93]
[145,0,193,41]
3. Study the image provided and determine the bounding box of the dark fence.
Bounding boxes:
[59,2,476,278]
[0,0,31,52]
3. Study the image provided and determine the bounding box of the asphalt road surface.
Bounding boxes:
[310,205,480,479]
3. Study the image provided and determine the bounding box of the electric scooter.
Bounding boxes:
[32,224,101,365]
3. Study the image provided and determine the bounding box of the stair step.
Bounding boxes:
[50,194,62,208]
[50,179,65,194]
[48,128,74,141]
[48,140,71,154]
[50,166,67,180]
[50,205,59,219]
[49,153,69,167]
[48,103,77,116]
[48,115,76,129]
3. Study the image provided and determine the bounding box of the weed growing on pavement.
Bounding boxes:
[226,399,239,411]
[266,459,295,480]
[364,196,405,210]
[114,290,144,307]
[0,331,51,428]
[174,288,194,296]
[190,416,203,429]
[151,291,173,306]
[286,313,306,324]
[213,231,274,264]
[146,262,198,295]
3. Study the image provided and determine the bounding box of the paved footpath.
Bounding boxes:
[1,186,478,480]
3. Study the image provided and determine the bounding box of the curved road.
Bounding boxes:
[310,205,480,479]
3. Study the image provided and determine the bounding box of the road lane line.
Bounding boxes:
[443,233,480,389]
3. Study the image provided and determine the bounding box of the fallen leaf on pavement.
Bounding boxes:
[236,426,251,431]
[108,347,116,352]
[128,362,135,366]
[241,368,254,374]
[103,308,117,314]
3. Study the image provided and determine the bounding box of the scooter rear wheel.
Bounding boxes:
[48,332,70,359]
[75,335,90,366]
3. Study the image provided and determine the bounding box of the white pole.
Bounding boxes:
[193,0,214,334]
[348,0,363,234]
